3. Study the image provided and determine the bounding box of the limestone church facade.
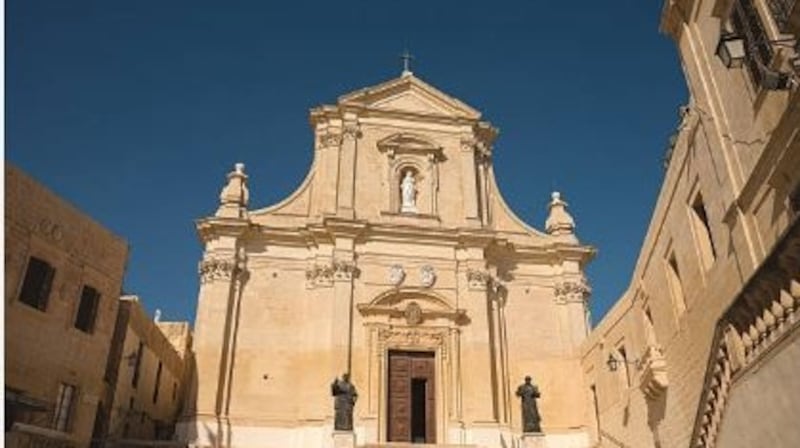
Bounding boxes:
[178,72,596,448]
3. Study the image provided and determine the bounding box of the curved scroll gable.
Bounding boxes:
[248,148,321,225]
[485,166,550,240]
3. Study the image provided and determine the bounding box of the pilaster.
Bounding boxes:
[457,248,497,424]
[314,124,343,216]
[460,138,481,225]
[337,119,360,219]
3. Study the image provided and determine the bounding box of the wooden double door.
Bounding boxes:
[387,351,436,443]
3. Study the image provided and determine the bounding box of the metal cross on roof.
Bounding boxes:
[400,50,414,76]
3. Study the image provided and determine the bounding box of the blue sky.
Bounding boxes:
[7,1,687,324]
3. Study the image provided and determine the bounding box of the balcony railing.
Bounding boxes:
[767,0,800,34]
[689,217,800,448]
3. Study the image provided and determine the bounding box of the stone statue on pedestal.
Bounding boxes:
[516,375,542,433]
[400,170,417,213]
[331,373,358,431]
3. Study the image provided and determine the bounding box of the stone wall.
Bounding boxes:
[581,0,800,447]
[5,164,129,446]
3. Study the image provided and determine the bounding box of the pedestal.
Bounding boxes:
[332,431,356,448]
[521,432,547,448]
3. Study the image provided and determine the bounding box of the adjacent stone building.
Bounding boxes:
[5,164,129,447]
[580,1,800,448]
[177,72,596,448]
[100,296,192,445]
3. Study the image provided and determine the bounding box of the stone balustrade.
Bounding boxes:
[690,218,800,448]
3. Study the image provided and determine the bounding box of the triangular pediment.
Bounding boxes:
[338,74,481,120]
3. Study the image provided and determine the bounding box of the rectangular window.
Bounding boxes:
[590,384,600,437]
[132,342,144,388]
[152,361,163,404]
[172,382,177,403]
[644,306,658,346]
[18,257,55,311]
[52,383,77,432]
[618,346,632,387]
[731,0,774,87]
[666,252,687,315]
[690,192,717,269]
[74,285,101,333]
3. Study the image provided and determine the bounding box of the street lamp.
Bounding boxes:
[715,31,798,90]
[606,353,638,372]
[716,33,747,69]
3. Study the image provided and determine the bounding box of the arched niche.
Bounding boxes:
[377,133,445,216]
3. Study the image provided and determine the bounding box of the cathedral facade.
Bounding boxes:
[178,73,595,448]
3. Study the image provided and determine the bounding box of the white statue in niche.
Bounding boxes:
[400,170,418,213]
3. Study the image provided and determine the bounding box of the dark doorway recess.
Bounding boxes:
[387,350,436,443]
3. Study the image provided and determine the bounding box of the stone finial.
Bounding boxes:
[216,162,250,219]
[154,309,162,323]
[545,192,576,237]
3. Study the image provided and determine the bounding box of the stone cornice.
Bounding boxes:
[195,217,252,243]
[197,217,595,265]
[310,103,487,128]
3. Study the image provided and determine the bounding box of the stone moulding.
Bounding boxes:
[375,325,453,359]
[305,260,359,288]
[357,302,468,326]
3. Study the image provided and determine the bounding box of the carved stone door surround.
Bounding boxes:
[364,323,461,444]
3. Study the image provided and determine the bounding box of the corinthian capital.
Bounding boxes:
[553,276,591,304]
[460,137,476,152]
[198,257,239,284]
[342,123,361,140]
[466,268,491,290]
[317,130,343,149]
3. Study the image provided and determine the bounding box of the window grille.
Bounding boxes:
[767,0,797,32]
[731,0,775,87]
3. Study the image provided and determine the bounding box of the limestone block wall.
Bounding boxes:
[581,1,800,447]
[106,297,190,440]
[4,164,129,446]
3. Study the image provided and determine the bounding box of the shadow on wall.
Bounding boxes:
[647,392,667,448]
